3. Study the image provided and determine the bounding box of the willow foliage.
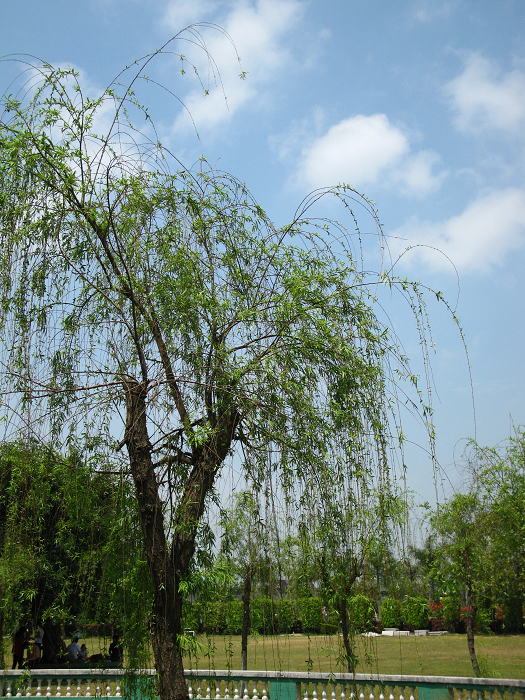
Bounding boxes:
[0,44,439,697]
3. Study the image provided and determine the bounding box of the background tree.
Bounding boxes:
[430,430,525,675]
[219,490,266,669]
[0,41,439,699]
[430,492,488,676]
[410,537,438,603]
[0,441,148,665]
[467,430,525,634]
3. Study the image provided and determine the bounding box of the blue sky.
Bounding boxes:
[2,0,524,505]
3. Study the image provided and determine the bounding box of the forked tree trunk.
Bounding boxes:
[124,380,237,700]
[124,381,187,700]
[241,563,253,670]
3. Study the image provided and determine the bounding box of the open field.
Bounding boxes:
[3,634,525,678]
[183,633,525,679]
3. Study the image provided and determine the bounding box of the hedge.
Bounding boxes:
[251,597,277,633]
[442,596,461,626]
[275,598,298,632]
[202,600,227,633]
[300,597,322,632]
[182,601,202,631]
[402,596,429,630]
[348,594,376,632]
[380,598,401,628]
[225,600,243,633]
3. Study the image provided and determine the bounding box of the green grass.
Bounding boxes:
[3,633,525,679]
[183,633,525,679]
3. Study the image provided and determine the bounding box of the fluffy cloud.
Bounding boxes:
[390,188,525,272]
[444,53,525,134]
[295,113,446,196]
[162,0,304,132]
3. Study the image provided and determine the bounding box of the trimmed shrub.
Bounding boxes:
[430,618,447,631]
[276,599,297,633]
[320,610,339,635]
[202,600,226,633]
[251,597,277,634]
[380,598,401,628]
[402,596,429,630]
[300,597,322,633]
[348,594,376,632]
[442,596,461,626]
[225,600,243,634]
[182,601,202,632]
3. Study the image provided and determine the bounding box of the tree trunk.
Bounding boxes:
[0,609,4,669]
[124,381,237,700]
[338,598,354,673]
[241,563,253,670]
[466,599,480,677]
[464,555,481,678]
[124,381,188,700]
[42,621,63,664]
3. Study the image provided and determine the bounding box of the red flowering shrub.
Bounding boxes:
[430,602,444,619]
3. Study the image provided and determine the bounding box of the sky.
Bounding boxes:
[1,0,524,507]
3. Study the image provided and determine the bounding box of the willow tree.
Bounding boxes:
[313,443,406,672]
[0,40,437,700]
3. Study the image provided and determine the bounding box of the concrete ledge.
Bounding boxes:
[382,630,410,636]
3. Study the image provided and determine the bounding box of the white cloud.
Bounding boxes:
[392,149,448,196]
[162,0,304,132]
[390,188,525,272]
[294,113,446,196]
[300,114,408,188]
[444,53,525,134]
[413,0,455,22]
[163,0,218,29]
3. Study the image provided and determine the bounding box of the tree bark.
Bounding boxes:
[339,598,354,673]
[241,563,253,670]
[0,609,4,669]
[42,621,63,664]
[124,380,238,700]
[124,380,188,700]
[464,555,481,678]
[465,598,480,677]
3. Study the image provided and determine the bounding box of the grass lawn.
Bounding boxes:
[2,633,525,679]
[183,633,525,679]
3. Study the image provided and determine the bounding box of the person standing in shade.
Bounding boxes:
[34,626,44,656]
[108,635,123,663]
[25,635,41,668]
[12,627,27,669]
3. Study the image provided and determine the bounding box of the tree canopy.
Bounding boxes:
[0,41,440,699]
